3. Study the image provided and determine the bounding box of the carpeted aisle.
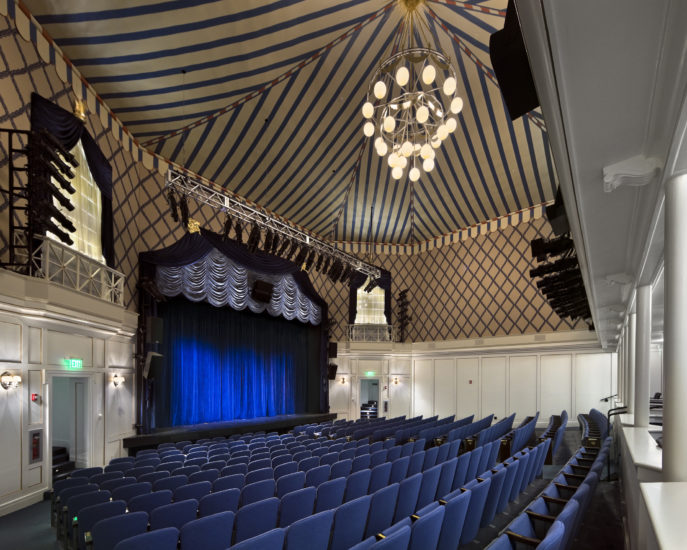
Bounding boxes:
[0,499,60,550]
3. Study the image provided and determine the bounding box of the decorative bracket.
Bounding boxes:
[603,155,661,193]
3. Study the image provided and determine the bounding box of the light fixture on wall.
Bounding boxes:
[112,374,125,388]
[393,377,399,385]
[1,371,21,390]
[73,98,87,121]
[361,0,463,182]
[340,377,346,385]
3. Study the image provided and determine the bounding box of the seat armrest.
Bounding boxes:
[505,531,541,547]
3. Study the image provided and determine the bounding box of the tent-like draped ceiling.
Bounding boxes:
[22,0,557,244]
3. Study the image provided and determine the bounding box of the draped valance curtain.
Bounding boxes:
[348,268,392,325]
[30,93,114,267]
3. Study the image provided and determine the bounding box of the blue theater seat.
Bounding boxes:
[365,483,400,537]
[90,472,123,485]
[393,473,422,523]
[315,477,346,512]
[245,467,273,485]
[174,480,211,502]
[179,510,233,550]
[345,469,371,502]
[274,461,298,480]
[198,487,239,516]
[100,477,136,492]
[410,504,445,550]
[128,489,172,515]
[407,451,425,477]
[436,457,458,499]
[64,490,112,545]
[387,446,402,462]
[351,454,371,473]
[330,459,353,480]
[111,527,179,550]
[91,511,149,550]
[72,467,104,479]
[460,477,492,545]
[75,500,126,550]
[284,509,334,550]
[390,456,411,484]
[234,497,280,543]
[369,462,393,494]
[276,470,305,498]
[464,447,483,482]
[305,464,331,488]
[370,449,389,467]
[423,446,439,471]
[149,499,198,531]
[416,464,442,510]
[329,494,372,550]
[298,456,320,472]
[240,478,275,506]
[213,472,244,492]
[480,465,508,527]
[436,489,471,550]
[278,486,316,527]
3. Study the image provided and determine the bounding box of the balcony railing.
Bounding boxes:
[20,235,125,306]
[347,324,397,343]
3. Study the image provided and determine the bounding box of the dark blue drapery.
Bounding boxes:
[154,298,317,427]
[30,93,115,267]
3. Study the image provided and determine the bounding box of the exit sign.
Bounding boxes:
[65,358,83,369]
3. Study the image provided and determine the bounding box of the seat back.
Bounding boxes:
[198,488,240,517]
[416,464,442,510]
[365,483,400,537]
[394,473,422,523]
[423,446,439,471]
[330,495,373,550]
[128,490,173,515]
[276,471,306,498]
[459,478,491,544]
[408,504,445,550]
[464,447,483,482]
[179,511,234,550]
[344,469,371,502]
[76,500,127,550]
[314,477,346,513]
[436,489,471,550]
[149,499,198,531]
[480,465,507,527]
[368,462,392,494]
[112,482,151,503]
[436,458,458,500]
[91,511,148,550]
[110,527,179,550]
[330,459,353,480]
[173,481,211,502]
[305,464,331,488]
[240,478,276,506]
[284,509,334,550]
[153,475,188,493]
[234,497,280,544]
[278,486,316,527]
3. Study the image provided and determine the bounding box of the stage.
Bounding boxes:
[123,412,337,455]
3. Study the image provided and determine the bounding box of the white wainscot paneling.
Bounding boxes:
[28,327,42,364]
[0,320,21,362]
[540,354,572,419]
[106,340,132,368]
[25,467,42,488]
[413,359,434,418]
[575,353,612,416]
[329,377,351,416]
[649,348,662,396]
[106,372,134,438]
[357,360,384,377]
[390,359,412,376]
[389,376,411,419]
[481,356,506,421]
[509,355,538,421]
[434,358,456,419]
[0,389,22,497]
[93,339,105,369]
[47,331,92,367]
[92,374,105,466]
[456,358,479,420]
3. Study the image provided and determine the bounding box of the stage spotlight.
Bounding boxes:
[247,224,261,253]
[234,220,243,243]
[277,237,290,257]
[315,253,324,272]
[270,233,280,255]
[530,235,573,262]
[222,213,232,241]
[286,239,300,260]
[179,194,190,227]
[167,190,179,223]
[294,246,308,266]
[529,257,578,278]
[263,230,273,253]
[305,248,316,271]
[321,255,331,275]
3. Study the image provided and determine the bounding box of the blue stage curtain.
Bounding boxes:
[154,298,316,427]
[30,93,115,267]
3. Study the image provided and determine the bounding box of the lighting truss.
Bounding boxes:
[165,168,382,280]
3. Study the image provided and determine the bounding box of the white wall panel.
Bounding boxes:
[434,358,456,418]
[456,358,479,420]
[389,376,411,419]
[0,320,21,362]
[357,360,383,377]
[106,340,132,369]
[540,355,572,418]
[92,374,104,467]
[649,348,662,396]
[28,370,42,426]
[509,355,537,420]
[413,359,434,417]
[47,331,92,367]
[0,389,21,497]
[481,356,507,420]
[93,339,105,369]
[390,359,412,376]
[575,353,612,416]
[28,327,41,364]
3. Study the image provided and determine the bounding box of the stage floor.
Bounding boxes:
[123,412,337,455]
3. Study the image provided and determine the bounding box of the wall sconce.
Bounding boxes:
[1,371,22,390]
[393,377,399,385]
[340,377,346,385]
[112,374,125,388]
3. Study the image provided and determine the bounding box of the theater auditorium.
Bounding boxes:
[0,0,685,548]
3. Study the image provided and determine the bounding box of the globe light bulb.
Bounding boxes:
[451,96,464,114]
[443,77,456,96]
[431,135,441,149]
[422,64,436,85]
[363,122,375,137]
[416,105,429,124]
[437,124,449,140]
[399,156,408,169]
[423,158,435,172]
[388,152,400,167]
[446,117,457,133]
[400,141,413,157]
[396,66,409,87]
[421,143,433,160]
[383,116,395,133]
[375,136,384,148]
[392,166,403,180]
[362,102,374,119]
[376,141,388,156]
[374,80,387,99]
[409,167,420,182]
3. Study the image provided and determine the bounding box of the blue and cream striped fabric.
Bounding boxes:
[21,0,558,244]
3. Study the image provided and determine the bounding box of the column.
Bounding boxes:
[663,172,687,481]
[626,313,636,414]
[618,330,625,404]
[634,285,651,427]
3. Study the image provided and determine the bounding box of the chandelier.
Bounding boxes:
[361,0,463,182]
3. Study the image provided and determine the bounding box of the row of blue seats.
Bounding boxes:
[391,416,457,444]
[447,413,494,443]
[416,414,475,443]
[79,437,551,550]
[541,410,568,461]
[473,413,516,447]
[488,436,611,549]
[503,413,539,455]
[578,408,609,446]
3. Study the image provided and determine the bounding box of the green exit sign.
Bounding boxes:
[365,371,376,377]
[65,358,83,369]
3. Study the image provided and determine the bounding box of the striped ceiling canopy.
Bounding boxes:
[22,0,557,245]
